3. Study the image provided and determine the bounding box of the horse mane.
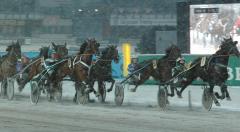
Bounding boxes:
[101,45,115,56]
[166,45,176,56]
[214,37,234,55]
[160,45,178,60]
[78,41,88,55]
[6,41,20,52]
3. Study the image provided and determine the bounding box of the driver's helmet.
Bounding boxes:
[176,57,185,64]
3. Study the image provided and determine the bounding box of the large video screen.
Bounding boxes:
[190,4,240,54]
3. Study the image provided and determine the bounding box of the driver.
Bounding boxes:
[128,57,140,82]
[173,57,187,84]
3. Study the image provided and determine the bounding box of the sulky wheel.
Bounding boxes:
[30,81,41,104]
[1,79,7,98]
[76,84,89,104]
[98,81,106,103]
[157,85,167,110]
[114,82,124,106]
[6,78,14,100]
[202,86,213,111]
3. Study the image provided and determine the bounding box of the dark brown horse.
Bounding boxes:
[17,46,49,91]
[0,41,21,96]
[177,37,239,106]
[45,38,100,102]
[17,42,68,92]
[127,45,182,98]
[86,45,119,102]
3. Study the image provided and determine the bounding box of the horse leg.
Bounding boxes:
[177,78,193,98]
[214,83,225,100]
[130,85,139,92]
[96,81,102,97]
[131,73,149,92]
[225,88,231,101]
[107,78,115,92]
[85,80,96,94]
[209,84,220,106]
[215,83,231,100]
[47,83,54,101]
[167,85,175,97]
[73,82,78,103]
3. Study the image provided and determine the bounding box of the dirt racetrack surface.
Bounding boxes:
[0,82,239,132]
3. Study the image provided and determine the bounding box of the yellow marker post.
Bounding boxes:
[122,43,131,77]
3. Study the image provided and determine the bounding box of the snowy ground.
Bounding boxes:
[0,81,239,132]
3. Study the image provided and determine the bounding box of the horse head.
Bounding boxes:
[85,38,100,55]
[165,45,182,62]
[51,42,68,58]
[102,45,119,63]
[7,41,21,59]
[220,37,239,57]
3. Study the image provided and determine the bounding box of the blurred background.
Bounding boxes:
[0,0,239,53]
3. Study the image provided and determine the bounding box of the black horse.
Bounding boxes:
[176,37,239,106]
[128,45,182,97]
[86,45,119,98]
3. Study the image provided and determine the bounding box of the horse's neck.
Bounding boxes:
[212,51,229,65]
[164,56,176,68]
[81,51,92,65]
[99,55,111,66]
[6,51,17,62]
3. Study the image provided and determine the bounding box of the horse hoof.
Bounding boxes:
[215,102,221,106]
[130,88,136,92]
[84,88,91,94]
[176,91,182,98]
[177,94,183,98]
[18,87,23,92]
[226,97,232,101]
[95,93,100,97]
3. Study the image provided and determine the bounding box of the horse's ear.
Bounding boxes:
[6,46,10,52]
[51,42,56,48]
[64,42,67,47]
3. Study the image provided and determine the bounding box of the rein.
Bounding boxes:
[120,62,152,84]
[37,58,69,84]
[19,58,41,74]
[73,56,90,69]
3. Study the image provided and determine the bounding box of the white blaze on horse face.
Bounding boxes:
[227,67,234,80]
[235,67,240,81]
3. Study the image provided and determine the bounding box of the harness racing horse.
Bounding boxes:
[16,43,68,102]
[0,41,21,99]
[87,45,119,102]
[46,39,100,103]
[17,46,49,91]
[128,45,181,94]
[114,45,182,106]
[176,37,239,109]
